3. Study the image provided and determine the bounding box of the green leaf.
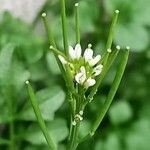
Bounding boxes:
[95,140,104,150]
[46,52,60,74]
[104,133,121,150]
[79,120,91,138]
[104,0,150,51]
[78,0,99,33]
[115,24,149,51]
[24,118,69,145]
[11,60,30,93]
[104,0,150,26]
[0,44,15,80]
[19,86,65,121]
[109,101,133,125]
[125,119,150,150]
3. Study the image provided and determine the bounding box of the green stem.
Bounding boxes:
[75,3,80,43]
[26,81,57,150]
[60,0,69,56]
[9,120,14,150]
[9,97,15,150]
[0,139,10,146]
[87,48,120,102]
[105,10,119,52]
[42,13,67,81]
[79,49,129,143]
[67,123,80,150]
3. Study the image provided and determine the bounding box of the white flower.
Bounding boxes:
[69,44,81,60]
[83,48,93,62]
[93,64,103,76]
[58,55,67,64]
[79,110,83,115]
[75,66,86,85]
[107,48,112,53]
[72,120,76,126]
[75,114,83,121]
[89,55,101,66]
[84,47,101,66]
[84,78,96,89]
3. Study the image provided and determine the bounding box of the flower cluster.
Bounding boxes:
[58,44,103,89]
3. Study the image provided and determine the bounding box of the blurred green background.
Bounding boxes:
[0,0,150,149]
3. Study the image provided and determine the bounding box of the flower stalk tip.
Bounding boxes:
[116,45,121,50]
[107,48,112,53]
[126,46,130,50]
[25,80,29,84]
[41,12,47,17]
[115,10,120,14]
[75,3,79,7]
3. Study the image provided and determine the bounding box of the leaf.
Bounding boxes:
[78,0,99,33]
[104,0,149,51]
[0,44,15,81]
[11,60,30,93]
[95,140,104,150]
[46,52,60,74]
[125,119,150,150]
[0,12,44,64]
[24,118,69,145]
[19,86,65,121]
[114,24,149,51]
[79,120,91,138]
[109,101,133,125]
[104,132,121,150]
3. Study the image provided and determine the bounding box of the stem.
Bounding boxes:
[87,48,120,102]
[26,81,57,150]
[42,13,56,47]
[75,3,80,43]
[60,0,69,56]
[67,85,84,150]
[9,120,14,150]
[79,49,129,143]
[9,97,15,150]
[42,13,67,82]
[105,10,119,52]
[0,139,10,145]
[67,123,80,150]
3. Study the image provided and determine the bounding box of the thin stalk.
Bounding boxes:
[67,86,83,150]
[67,123,80,150]
[49,46,69,61]
[87,47,120,102]
[75,3,80,43]
[0,139,10,145]
[60,0,69,56]
[42,13,66,81]
[79,49,129,143]
[26,81,57,150]
[9,120,14,150]
[105,10,119,52]
[42,13,56,47]
[9,97,15,150]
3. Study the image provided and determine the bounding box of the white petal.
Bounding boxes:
[80,66,86,74]
[72,120,76,126]
[93,65,103,76]
[58,55,67,64]
[84,78,96,88]
[75,66,86,84]
[75,44,82,59]
[89,55,101,66]
[83,48,93,61]
[69,46,76,59]
[75,72,86,85]
[79,110,83,115]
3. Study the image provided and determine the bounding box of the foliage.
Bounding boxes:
[0,0,150,149]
